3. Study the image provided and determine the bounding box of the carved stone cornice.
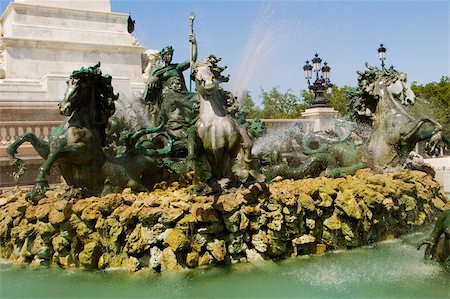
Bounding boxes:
[0,37,142,53]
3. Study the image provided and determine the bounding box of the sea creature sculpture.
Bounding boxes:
[417,209,450,272]
[263,64,449,180]
[261,120,367,180]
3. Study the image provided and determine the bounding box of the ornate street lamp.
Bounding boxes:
[303,53,333,108]
[377,43,387,68]
[312,53,322,74]
[303,60,313,86]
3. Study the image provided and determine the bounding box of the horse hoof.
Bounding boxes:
[25,192,43,205]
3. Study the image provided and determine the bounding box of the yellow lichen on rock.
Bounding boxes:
[0,169,447,272]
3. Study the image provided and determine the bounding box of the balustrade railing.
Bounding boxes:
[0,121,60,146]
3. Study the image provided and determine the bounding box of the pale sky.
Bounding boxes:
[114,0,450,105]
[1,0,449,105]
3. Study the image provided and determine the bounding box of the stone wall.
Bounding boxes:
[0,169,447,272]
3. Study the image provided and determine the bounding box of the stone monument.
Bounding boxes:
[0,0,145,186]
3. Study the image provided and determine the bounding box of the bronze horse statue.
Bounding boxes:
[417,209,450,272]
[189,55,261,186]
[260,64,448,180]
[7,63,171,201]
[7,63,114,200]
[356,64,447,168]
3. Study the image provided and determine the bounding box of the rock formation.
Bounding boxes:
[0,169,447,272]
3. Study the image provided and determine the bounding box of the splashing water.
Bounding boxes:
[114,92,153,130]
[232,2,285,100]
[252,122,305,157]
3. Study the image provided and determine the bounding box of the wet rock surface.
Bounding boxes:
[0,169,448,272]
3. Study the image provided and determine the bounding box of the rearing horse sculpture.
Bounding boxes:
[7,63,116,200]
[356,64,447,168]
[191,55,257,184]
[260,64,449,181]
[7,63,173,201]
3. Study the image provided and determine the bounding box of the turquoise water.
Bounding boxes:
[1,231,448,299]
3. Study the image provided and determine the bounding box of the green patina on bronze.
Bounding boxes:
[3,60,449,273]
[7,63,173,202]
[417,209,450,271]
[261,64,449,180]
[7,55,264,199]
[7,61,450,199]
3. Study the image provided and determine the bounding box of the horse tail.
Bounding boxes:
[127,125,163,148]
[127,125,173,156]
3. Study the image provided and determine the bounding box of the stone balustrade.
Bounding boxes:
[0,121,60,146]
[0,121,62,187]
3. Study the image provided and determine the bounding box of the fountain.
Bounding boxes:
[1,54,449,273]
[259,64,449,180]
[0,2,449,278]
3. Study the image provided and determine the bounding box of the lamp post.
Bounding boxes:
[303,53,333,108]
[377,43,387,68]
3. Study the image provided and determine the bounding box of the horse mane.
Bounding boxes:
[357,63,406,89]
[70,62,119,146]
[192,55,230,83]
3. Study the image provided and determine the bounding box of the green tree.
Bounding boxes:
[238,90,261,119]
[258,87,305,119]
[411,76,450,135]
[328,85,351,115]
[300,89,314,107]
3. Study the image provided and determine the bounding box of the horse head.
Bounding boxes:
[59,77,81,116]
[59,62,117,123]
[358,63,415,106]
[193,55,229,96]
[385,70,416,106]
[59,63,100,116]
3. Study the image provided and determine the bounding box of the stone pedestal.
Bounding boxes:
[444,174,450,195]
[424,156,450,194]
[0,0,147,187]
[301,107,339,132]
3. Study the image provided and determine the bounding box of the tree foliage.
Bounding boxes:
[239,85,352,119]
[238,78,449,125]
[328,85,351,115]
[238,90,261,119]
[258,87,305,119]
[411,76,450,135]
[300,89,314,107]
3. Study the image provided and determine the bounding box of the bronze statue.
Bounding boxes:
[158,76,197,156]
[7,63,114,200]
[7,63,172,202]
[188,55,264,187]
[141,34,197,126]
[418,209,450,272]
[355,64,447,168]
[261,121,367,180]
[261,63,449,180]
